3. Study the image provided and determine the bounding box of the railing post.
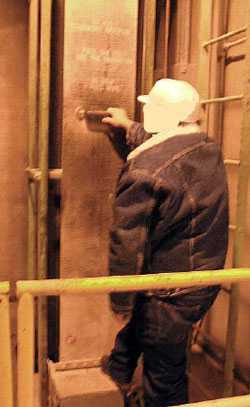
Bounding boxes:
[17,293,35,407]
[0,294,13,407]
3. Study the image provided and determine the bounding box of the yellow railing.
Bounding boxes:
[15,268,250,407]
[0,282,13,407]
[177,394,250,407]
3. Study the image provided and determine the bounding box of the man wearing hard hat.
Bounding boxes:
[101,79,229,407]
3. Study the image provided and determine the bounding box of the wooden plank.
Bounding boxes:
[60,0,138,361]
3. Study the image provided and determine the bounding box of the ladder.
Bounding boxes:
[197,0,250,397]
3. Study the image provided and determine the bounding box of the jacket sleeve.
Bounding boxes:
[126,122,152,151]
[109,168,156,314]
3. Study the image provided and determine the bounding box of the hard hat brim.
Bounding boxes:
[137,95,150,104]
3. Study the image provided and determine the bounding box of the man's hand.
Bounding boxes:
[102,108,134,132]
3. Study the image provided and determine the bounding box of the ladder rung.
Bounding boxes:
[203,26,247,49]
[26,167,63,181]
[224,159,240,166]
[201,95,243,105]
[224,37,247,51]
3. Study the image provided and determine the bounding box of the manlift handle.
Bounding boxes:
[84,110,112,133]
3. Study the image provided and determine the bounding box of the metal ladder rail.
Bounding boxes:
[197,0,250,397]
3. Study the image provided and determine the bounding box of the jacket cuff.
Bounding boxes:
[126,122,152,150]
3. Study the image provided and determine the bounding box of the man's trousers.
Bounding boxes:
[108,295,192,407]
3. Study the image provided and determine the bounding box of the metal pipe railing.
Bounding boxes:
[0,281,10,294]
[0,283,13,407]
[17,269,250,407]
[203,26,247,48]
[16,268,250,297]
[176,394,250,407]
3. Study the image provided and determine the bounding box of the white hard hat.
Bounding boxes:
[137,78,200,123]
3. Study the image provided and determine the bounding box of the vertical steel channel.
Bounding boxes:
[0,294,13,407]
[28,0,39,280]
[17,294,35,407]
[197,0,214,133]
[223,8,250,396]
[141,0,157,95]
[38,0,52,405]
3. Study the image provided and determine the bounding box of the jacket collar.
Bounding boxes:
[127,123,201,160]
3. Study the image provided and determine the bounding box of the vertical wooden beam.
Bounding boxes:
[28,0,39,280]
[0,295,13,407]
[224,6,250,396]
[38,0,52,405]
[17,294,35,407]
[197,0,214,132]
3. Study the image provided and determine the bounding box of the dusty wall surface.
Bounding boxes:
[0,1,28,283]
[60,0,138,361]
[169,0,250,372]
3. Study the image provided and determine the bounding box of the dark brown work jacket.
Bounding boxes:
[109,123,229,324]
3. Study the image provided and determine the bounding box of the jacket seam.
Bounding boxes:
[152,140,206,179]
[172,163,197,271]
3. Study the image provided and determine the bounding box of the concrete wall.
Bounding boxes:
[0,0,28,284]
[169,0,250,374]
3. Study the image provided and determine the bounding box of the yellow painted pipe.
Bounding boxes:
[0,282,10,295]
[16,268,250,297]
[17,294,35,407]
[0,295,13,407]
[176,394,250,407]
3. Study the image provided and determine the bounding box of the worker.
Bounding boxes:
[100,79,229,407]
